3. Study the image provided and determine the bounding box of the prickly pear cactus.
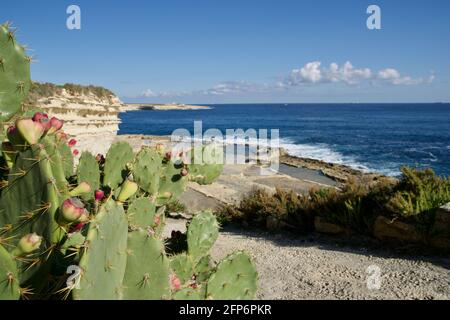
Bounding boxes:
[103,142,134,190]
[0,22,31,122]
[77,151,100,200]
[206,251,257,300]
[157,160,187,206]
[170,253,194,284]
[132,148,161,195]
[0,146,62,250]
[187,211,219,263]
[126,197,164,234]
[0,244,20,300]
[172,287,203,300]
[188,144,223,185]
[122,230,171,300]
[72,200,128,300]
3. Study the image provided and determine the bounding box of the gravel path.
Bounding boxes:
[166,219,450,300]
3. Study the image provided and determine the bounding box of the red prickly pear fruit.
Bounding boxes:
[96,154,105,164]
[69,182,92,197]
[189,283,198,289]
[72,149,79,156]
[48,117,64,134]
[60,198,88,224]
[68,139,77,147]
[17,233,42,255]
[16,118,45,145]
[154,215,161,226]
[180,168,188,177]
[32,112,48,122]
[164,152,172,161]
[117,179,138,202]
[71,222,86,232]
[170,274,182,291]
[95,190,105,201]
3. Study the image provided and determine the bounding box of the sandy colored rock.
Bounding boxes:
[373,216,423,244]
[315,217,346,235]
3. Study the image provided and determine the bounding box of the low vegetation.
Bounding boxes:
[25,81,116,107]
[218,167,450,237]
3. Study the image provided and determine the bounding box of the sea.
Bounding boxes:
[118,103,450,177]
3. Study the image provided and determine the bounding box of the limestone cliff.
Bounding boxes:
[26,82,124,156]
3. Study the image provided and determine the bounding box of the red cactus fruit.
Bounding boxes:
[95,190,105,201]
[180,168,188,177]
[60,198,88,224]
[68,139,77,147]
[170,274,182,291]
[32,112,48,122]
[72,149,79,156]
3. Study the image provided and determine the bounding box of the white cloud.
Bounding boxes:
[377,68,434,85]
[139,61,434,99]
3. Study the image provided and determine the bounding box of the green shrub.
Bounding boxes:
[164,199,186,215]
[218,167,449,236]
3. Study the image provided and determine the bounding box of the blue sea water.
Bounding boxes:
[118,104,450,177]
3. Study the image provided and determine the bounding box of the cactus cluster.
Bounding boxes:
[0,23,257,300]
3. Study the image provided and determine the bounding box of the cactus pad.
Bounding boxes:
[122,230,171,300]
[188,144,223,185]
[187,211,219,262]
[132,148,161,195]
[127,197,156,229]
[170,253,194,284]
[0,23,31,122]
[172,287,203,300]
[0,244,20,300]
[206,251,257,300]
[77,151,100,200]
[103,141,134,190]
[73,200,128,300]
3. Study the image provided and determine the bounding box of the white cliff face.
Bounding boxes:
[36,89,123,157]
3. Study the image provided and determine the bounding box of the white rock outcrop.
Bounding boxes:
[36,89,124,157]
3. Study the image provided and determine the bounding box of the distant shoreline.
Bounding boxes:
[120,103,211,112]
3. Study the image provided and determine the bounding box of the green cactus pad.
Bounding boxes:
[188,144,223,185]
[41,136,69,196]
[172,287,203,300]
[77,151,100,200]
[122,230,171,300]
[206,251,258,300]
[103,141,134,190]
[157,160,187,206]
[195,255,213,283]
[187,211,219,263]
[0,23,31,122]
[170,253,194,284]
[73,200,128,300]
[60,232,86,256]
[0,244,20,300]
[127,197,156,228]
[132,148,161,195]
[0,146,62,249]
[57,140,74,178]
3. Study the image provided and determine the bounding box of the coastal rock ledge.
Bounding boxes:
[26,82,124,156]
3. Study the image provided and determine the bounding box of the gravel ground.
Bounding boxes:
[165,219,450,300]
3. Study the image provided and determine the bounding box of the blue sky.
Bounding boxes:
[2,0,450,103]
